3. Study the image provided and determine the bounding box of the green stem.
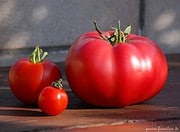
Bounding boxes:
[117,21,121,42]
[93,21,109,42]
[52,79,63,89]
[93,21,131,45]
[29,45,48,64]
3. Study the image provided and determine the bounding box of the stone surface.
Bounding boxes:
[0,46,69,67]
[144,0,180,53]
[0,0,140,49]
[0,88,180,132]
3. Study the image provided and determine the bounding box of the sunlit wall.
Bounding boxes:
[0,0,139,49]
[144,0,180,53]
[0,0,179,53]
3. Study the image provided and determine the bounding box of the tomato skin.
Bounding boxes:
[38,86,68,116]
[9,58,61,105]
[65,31,168,107]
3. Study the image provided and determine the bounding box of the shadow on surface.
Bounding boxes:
[0,108,43,117]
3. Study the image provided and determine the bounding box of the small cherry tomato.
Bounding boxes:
[38,79,68,116]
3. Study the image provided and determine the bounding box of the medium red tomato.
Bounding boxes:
[9,46,62,105]
[38,79,68,116]
[65,21,168,107]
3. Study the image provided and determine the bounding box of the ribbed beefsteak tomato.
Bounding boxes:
[65,21,168,107]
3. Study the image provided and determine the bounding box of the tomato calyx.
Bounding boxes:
[93,21,131,46]
[29,45,48,64]
[52,79,63,89]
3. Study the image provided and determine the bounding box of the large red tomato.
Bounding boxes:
[9,46,62,105]
[65,21,168,107]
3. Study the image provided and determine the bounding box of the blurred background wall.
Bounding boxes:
[0,0,179,66]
